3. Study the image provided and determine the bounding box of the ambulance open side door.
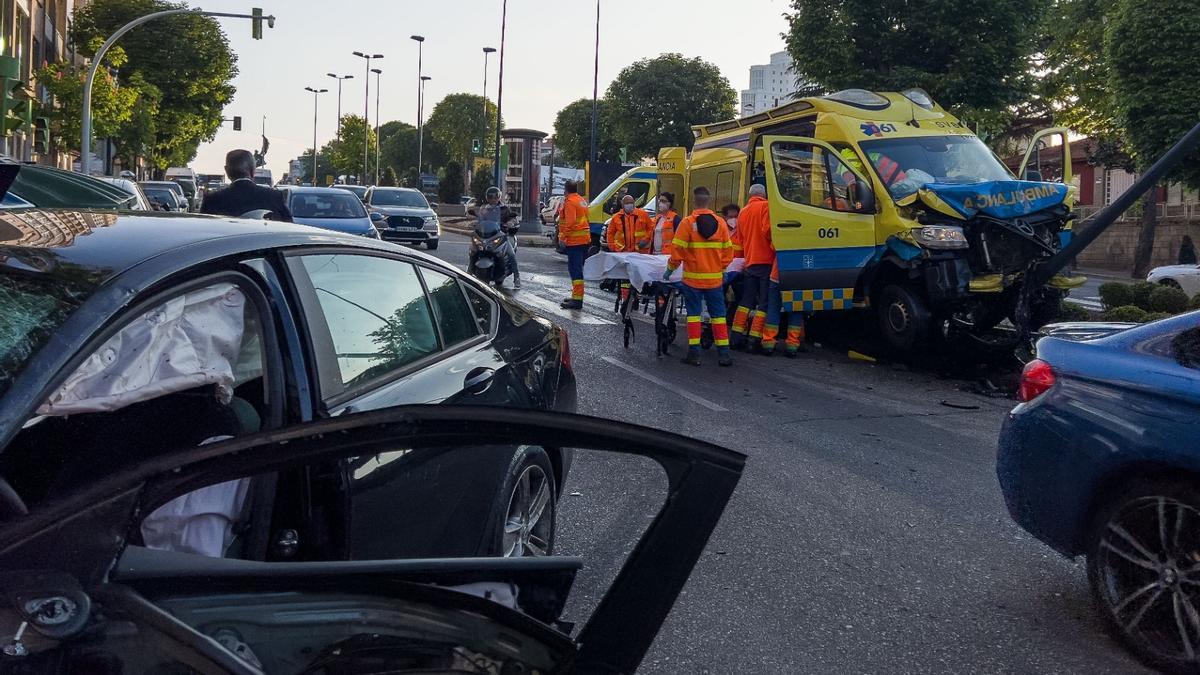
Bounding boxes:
[762,135,877,313]
[657,147,688,213]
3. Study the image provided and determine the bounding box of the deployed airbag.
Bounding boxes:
[38,284,247,416]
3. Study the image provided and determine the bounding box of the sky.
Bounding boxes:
[191,0,794,180]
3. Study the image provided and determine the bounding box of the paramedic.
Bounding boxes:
[608,193,653,303]
[651,192,682,255]
[559,180,591,309]
[761,260,806,357]
[664,186,735,367]
[730,183,775,351]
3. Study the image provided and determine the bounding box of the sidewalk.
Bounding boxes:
[441,217,556,248]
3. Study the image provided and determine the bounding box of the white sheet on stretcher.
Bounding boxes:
[583,252,745,288]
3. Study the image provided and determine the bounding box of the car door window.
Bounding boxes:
[297,254,439,388]
[772,141,862,213]
[464,284,497,334]
[420,266,479,346]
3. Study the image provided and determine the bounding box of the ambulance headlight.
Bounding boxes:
[914,225,968,249]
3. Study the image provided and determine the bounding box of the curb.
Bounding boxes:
[441,221,557,249]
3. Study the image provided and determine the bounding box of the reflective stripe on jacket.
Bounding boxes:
[558,193,591,246]
[607,208,653,252]
[738,195,775,265]
[653,210,680,255]
[667,209,734,289]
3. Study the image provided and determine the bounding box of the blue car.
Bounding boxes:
[286,186,380,238]
[997,312,1200,673]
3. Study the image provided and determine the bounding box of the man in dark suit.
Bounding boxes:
[200,149,292,222]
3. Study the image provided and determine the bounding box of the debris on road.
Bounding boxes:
[848,350,877,362]
[939,399,981,410]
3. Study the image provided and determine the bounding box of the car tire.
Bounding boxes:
[486,446,556,558]
[1086,478,1200,674]
[1159,278,1183,290]
[426,240,439,251]
[876,284,931,353]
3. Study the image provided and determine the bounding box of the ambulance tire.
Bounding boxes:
[877,284,932,354]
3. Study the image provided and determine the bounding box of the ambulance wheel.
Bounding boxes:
[877,284,932,353]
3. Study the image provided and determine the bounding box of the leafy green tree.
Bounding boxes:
[114,73,161,170]
[783,0,1042,117]
[329,115,376,183]
[426,93,498,176]
[36,43,138,153]
[380,121,449,178]
[297,145,337,185]
[1106,0,1200,277]
[438,161,465,203]
[553,98,620,164]
[470,162,493,203]
[72,0,238,170]
[605,54,735,158]
[381,165,398,187]
[401,167,419,188]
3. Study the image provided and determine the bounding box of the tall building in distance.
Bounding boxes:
[740,51,797,116]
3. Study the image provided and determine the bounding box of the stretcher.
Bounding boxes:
[583,253,744,357]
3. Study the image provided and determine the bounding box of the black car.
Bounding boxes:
[0,405,745,673]
[366,186,440,250]
[0,208,574,561]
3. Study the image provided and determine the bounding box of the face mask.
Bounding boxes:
[622,204,634,214]
[727,217,738,229]
[658,202,669,211]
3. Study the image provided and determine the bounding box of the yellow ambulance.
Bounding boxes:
[659,88,1082,352]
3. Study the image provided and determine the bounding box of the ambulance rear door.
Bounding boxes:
[762,135,877,312]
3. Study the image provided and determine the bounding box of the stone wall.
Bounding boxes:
[1073,209,1200,274]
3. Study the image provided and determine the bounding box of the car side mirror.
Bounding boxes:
[429,202,440,209]
[849,181,875,214]
[370,211,385,223]
[1024,169,1043,182]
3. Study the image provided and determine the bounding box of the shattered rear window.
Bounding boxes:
[0,274,86,397]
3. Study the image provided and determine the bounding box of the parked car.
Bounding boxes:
[0,405,743,674]
[366,186,440,250]
[141,180,190,212]
[333,184,369,202]
[93,176,152,210]
[0,162,140,210]
[1148,263,1200,295]
[286,186,380,238]
[140,184,186,212]
[997,312,1200,673]
[0,208,575,564]
[171,176,202,212]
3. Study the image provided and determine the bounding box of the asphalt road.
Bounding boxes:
[430,233,1148,674]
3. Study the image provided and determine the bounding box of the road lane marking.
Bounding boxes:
[599,356,729,412]
[517,292,616,325]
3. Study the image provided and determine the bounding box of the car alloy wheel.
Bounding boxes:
[503,462,555,557]
[1090,489,1200,672]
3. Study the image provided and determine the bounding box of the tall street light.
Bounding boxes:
[372,67,382,185]
[482,46,496,161]
[493,0,508,189]
[419,76,432,174]
[589,0,600,194]
[326,73,353,141]
[352,50,383,185]
[411,35,425,181]
[304,86,327,186]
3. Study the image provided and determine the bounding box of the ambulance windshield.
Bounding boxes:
[860,136,1013,200]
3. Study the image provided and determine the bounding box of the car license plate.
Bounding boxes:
[391,226,421,232]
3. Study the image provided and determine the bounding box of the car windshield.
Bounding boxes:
[370,190,428,208]
[143,188,176,204]
[859,135,1013,199]
[290,192,368,219]
[0,273,90,397]
[173,180,196,195]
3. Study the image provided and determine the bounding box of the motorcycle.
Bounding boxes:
[469,220,519,287]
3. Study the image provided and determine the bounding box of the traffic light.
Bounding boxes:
[17,99,34,138]
[34,116,49,154]
[233,115,242,131]
[472,138,481,154]
[0,55,23,138]
[251,8,273,39]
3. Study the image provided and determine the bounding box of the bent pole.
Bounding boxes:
[1035,119,1200,285]
[80,9,269,175]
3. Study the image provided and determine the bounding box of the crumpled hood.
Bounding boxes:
[904,180,1071,221]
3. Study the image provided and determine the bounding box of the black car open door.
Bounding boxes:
[0,407,743,674]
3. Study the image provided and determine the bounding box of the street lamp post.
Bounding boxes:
[326,73,353,141]
[493,0,508,189]
[305,86,327,185]
[482,46,495,161]
[371,67,382,185]
[411,35,425,180]
[419,75,431,175]
[589,0,600,188]
[352,50,383,185]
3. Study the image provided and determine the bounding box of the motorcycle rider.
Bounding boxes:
[475,186,521,289]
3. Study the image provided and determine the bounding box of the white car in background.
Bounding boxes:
[1147,263,1200,295]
